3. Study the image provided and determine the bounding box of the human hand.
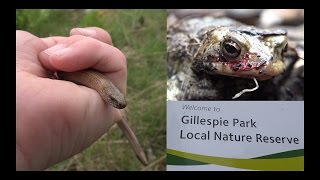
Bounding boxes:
[16,27,127,170]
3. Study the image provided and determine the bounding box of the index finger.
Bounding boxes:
[70,27,113,45]
[41,27,113,48]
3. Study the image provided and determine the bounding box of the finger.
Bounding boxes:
[70,27,113,45]
[41,27,112,47]
[38,35,127,93]
[16,30,53,77]
[41,36,68,48]
[39,35,125,73]
[16,30,48,56]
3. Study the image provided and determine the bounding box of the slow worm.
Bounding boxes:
[57,69,148,166]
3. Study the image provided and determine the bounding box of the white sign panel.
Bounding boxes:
[167,101,304,171]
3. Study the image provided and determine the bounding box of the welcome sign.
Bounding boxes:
[166,101,304,171]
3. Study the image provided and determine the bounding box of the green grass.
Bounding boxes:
[16,9,166,171]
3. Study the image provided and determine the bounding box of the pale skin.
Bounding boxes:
[16,27,127,170]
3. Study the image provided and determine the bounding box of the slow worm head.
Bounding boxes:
[58,70,127,109]
[57,69,148,166]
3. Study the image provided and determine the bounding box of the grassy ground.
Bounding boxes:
[16,9,166,171]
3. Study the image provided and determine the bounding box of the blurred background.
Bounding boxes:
[168,9,304,56]
[168,9,304,27]
[16,9,166,171]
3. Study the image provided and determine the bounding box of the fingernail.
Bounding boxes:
[43,44,70,56]
[75,28,96,37]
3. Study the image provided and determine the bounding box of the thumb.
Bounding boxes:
[38,35,127,94]
[38,35,92,72]
[39,35,125,73]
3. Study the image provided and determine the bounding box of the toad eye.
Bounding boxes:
[221,39,241,59]
[283,43,288,53]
